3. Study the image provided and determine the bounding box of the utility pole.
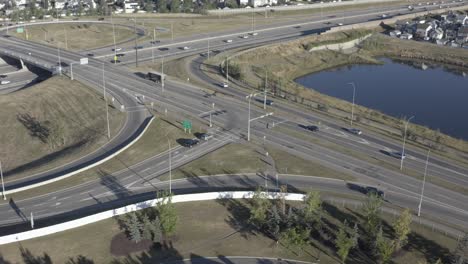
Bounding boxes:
[63,27,68,50]
[0,160,6,200]
[225,57,229,83]
[30,212,34,229]
[168,139,172,193]
[264,70,267,110]
[400,116,414,170]
[57,46,62,75]
[112,22,117,64]
[418,149,430,217]
[161,56,165,92]
[251,7,255,34]
[102,64,111,139]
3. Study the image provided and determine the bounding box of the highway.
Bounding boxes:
[0,0,467,235]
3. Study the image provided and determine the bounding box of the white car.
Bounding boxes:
[251,32,258,36]
[337,23,344,26]
[183,46,190,50]
[241,35,249,39]
[225,39,233,43]
[220,82,229,88]
[112,47,122,51]
[0,80,11,85]
[348,128,362,135]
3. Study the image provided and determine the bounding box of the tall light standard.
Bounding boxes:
[161,55,165,92]
[347,82,356,126]
[112,22,117,64]
[167,138,172,193]
[102,64,111,139]
[225,57,229,84]
[57,46,62,76]
[246,93,273,141]
[264,70,268,110]
[417,149,430,217]
[400,115,414,170]
[207,38,210,60]
[0,160,6,200]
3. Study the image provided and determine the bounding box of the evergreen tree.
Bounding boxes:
[157,0,168,13]
[279,227,309,249]
[302,191,322,227]
[249,187,270,228]
[170,0,180,12]
[362,192,383,250]
[141,214,153,241]
[335,220,359,263]
[156,190,178,236]
[181,0,192,12]
[128,213,142,243]
[376,227,394,264]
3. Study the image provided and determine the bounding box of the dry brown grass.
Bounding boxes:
[0,76,125,182]
[11,23,135,51]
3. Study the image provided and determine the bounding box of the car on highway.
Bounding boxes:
[112,47,122,51]
[225,39,233,43]
[241,35,249,39]
[134,46,144,50]
[305,125,319,132]
[87,53,94,57]
[250,32,258,36]
[0,74,7,78]
[150,40,160,44]
[116,53,125,57]
[390,151,407,159]
[179,138,200,148]
[348,128,362,135]
[199,133,213,141]
[220,82,229,88]
[365,186,384,197]
[381,14,388,18]
[264,99,274,105]
[183,46,190,50]
[112,60,121,63]
[0,80,11,85]
[337,23,344,26]
[159,47,169,51]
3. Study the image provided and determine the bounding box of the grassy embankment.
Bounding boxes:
[206,28,468,165]
[10,23,135,50]
[0,199,458,263]
[101,0,415,43]
[0,76,125,183]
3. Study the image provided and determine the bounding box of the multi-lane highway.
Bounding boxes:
[0,0,467,235]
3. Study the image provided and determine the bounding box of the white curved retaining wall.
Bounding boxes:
[0,191,303,245]
[2,116,154,195]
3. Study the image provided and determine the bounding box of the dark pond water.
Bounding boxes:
[296,58,468,141]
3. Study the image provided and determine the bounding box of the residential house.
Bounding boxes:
[430,27,444,40]
[124,0,139,13]
[457,26,468,43]
[415,23,432,39]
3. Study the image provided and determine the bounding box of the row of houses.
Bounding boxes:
[1,0,289,15]
[390,11,468,48]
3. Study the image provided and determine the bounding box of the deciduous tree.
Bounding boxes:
[393,208,412,251]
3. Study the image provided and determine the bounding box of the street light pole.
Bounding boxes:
[0,160,6,200]
[207,38,210,60]
[57,46,62,76]
[112,22,117,64]
[225,57,229,84]
[400,115,414,170]
[348,82,356,126]
[168,139,172,193]
[102,64,111,139]
[418,149,430,217]
[264,70,268,110]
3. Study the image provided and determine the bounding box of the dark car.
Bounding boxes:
[306,125,319,132]
[116,53,125,57]
[150,40,160,44]
[111,60,121,63]
[179,139,200,148]
[87,53,94,57]
[159,47,169,51]
[134,46,144,50]
[264,99,274,106]
[365,187,384,197]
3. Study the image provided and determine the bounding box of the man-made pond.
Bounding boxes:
[296,58,468,141]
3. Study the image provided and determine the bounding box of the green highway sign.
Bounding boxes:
[16,27,24,33]
[182,120,192,133]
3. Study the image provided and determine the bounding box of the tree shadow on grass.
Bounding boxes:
[216,199,255,240]
[404,231,453,264]
[65,255,95,264]
[110,240,183,264]
[19,246,53,264]
[0,254,12,264]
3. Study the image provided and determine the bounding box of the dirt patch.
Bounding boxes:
[110,232,153,256]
